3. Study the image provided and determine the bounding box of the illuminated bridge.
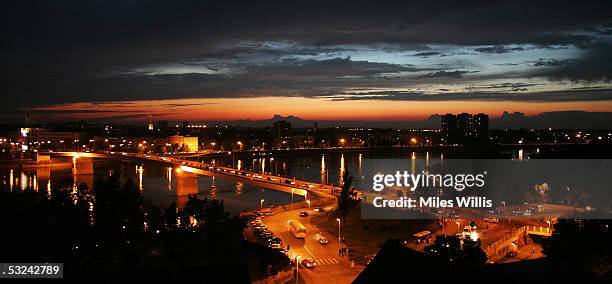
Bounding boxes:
[38,151,340,198]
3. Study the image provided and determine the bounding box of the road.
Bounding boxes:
[261,206,361,283]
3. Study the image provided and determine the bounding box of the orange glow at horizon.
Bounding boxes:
[32,97,612,122]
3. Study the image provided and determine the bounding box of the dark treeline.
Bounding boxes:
[0,175,289,281]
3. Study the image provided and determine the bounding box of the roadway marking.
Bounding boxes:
[315,258,339,266]
[303,245,316,258]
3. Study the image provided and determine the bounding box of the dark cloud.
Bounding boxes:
[412,52,441,57]
[467,82,540,90]
[326,88,612,102]
[244,57,425,80]
[418,70,479,79]
[30,109,137,115]
[475,46,524,54]
[529,58,578,67]
[531,42,612,82]
[2,1,612,122]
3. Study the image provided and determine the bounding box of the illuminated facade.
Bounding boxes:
[168,135,199,152]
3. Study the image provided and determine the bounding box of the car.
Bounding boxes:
[285,180,296,185]
[269,243,282,249]
[314,207,324,212]
[484,216,499,223]
[469,220,477,229]
[301,258,317,268]
[318,237,329,244]
[259,233,273,239]
[461,226,472,237]
[269,237,282,244]
[299,211,309,217]
[364,255,376,266]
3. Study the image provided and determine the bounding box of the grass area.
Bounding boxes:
[311,202,436,264]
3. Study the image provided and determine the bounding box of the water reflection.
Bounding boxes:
[9,169,13,191]
[339,154,345,184]
[411,152,416,174]
[235,181,244,195]
[321,155,328,184]
[175,171,198,207]
[167,167,173,191]
[137,165,144,191]
[358,153,363,177]
[261,158,266,174]
[1,159,301,215]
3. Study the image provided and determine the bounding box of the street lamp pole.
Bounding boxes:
[295,256,301,284]
[336,218,341,244]
[291,188,295,210]
[456,221,460,234]
[260,199,265,210]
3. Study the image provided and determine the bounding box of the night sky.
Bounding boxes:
[3,1,612,124]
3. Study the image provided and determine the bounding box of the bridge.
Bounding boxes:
[38,151,341,199]
[484,225,552,262]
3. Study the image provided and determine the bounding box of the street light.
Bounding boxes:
[291,188,296,210]
[260,199,265,210]
[295,255,301,284]
[306,199,311,209]
[455,221,460,234]
[336,218,341,244]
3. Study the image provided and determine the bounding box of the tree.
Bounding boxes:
[337,169,359,224]
[542,219,610,274]
[534,183,550,205]
[424,235,487,271]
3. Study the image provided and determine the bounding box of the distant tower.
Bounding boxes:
[148,114,154,131]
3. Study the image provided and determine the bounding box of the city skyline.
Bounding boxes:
[3,1,612,126]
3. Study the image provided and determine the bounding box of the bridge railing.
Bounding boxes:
[525,225,552,236]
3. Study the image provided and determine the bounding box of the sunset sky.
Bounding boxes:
[3,1,612,125]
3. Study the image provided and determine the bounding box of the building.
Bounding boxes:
[273,120,291,139]
[457,113,473,139]
[9,128,81,149]
[441,114,458,144]
[441,113,490,144]
[473,113,489,139]
[168,135,199,152]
